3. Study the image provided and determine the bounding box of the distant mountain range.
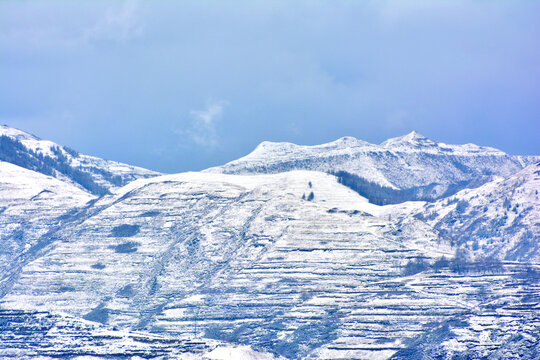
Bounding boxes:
[0,125,538,359]
[207,131,538,203]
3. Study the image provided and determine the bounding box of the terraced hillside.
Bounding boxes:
[0,309,213,359]
[1,169,538,359]
[0,161,93,282]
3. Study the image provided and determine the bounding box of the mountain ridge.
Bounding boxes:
[206,131,538,203]
[0,125,160,195]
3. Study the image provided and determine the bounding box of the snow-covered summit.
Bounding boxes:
[381,130,437,149]
[381,130,505,155]
[252,136,370,154]
[206,131,537,202]
[1,124,39,141]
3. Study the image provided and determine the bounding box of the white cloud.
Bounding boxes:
[180,100,228,148]
[84,0,142,42]
[190,101,227,128]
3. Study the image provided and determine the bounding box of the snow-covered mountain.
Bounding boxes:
[0,127,538,359]
[0,125,160,195]
[206,131,538,203]
[1,169,538,359]
[409,161,540,263]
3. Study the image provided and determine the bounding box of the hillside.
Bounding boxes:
[1,168,538,359]
[0,161,94,282]
[0,125,160,195]
[408,161,540,263]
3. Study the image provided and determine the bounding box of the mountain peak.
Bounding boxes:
[329,136,369,148]
[380,130,435,148]
[404,130,427,141]
[253,140,298,153]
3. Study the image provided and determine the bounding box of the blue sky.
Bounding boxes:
[1,1,539,173]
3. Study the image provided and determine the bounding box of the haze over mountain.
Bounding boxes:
[0,126,538,359]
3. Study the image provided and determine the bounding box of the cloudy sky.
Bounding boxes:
[1,1,538,172]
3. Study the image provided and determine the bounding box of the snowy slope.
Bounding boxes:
[0,161,94,283]
[206,131,537,202]
[0,309,216,359]
[409,161,540,263]
[0,125,160,195]
[0,308,282,359]
[1,169,537,359]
